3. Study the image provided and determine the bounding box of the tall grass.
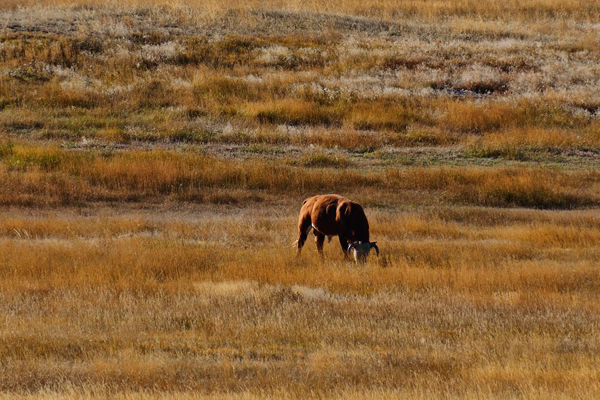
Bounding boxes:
[0,145,598,208]
[0,207,599,397]
[2,0,600,21]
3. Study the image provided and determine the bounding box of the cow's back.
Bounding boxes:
[301,194,369,241]
[336,199,369,242]
[299,195,341,235]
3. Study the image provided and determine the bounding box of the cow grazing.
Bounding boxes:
[295,194,379,263]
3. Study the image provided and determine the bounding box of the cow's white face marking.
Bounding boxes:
[349,242,372,263]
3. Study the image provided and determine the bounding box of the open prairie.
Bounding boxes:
[0,1,599,399]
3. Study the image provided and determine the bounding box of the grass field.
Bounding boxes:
[1,1,599,399]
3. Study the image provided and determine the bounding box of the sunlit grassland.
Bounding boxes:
[2,0,600,21]
[1,207,599,398]
[1,1,600,399]
[0,143,599,208]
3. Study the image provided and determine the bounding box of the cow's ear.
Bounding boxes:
[370,242,379,256]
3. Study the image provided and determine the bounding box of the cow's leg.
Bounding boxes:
[315,232,325,260]
[296,215,312,256]
[339,235,350,260]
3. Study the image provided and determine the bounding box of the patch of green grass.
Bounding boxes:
[299,152,350,168]
[243,143,284,155]
[361,149,415,165]
[465,145,530,161]
[253,101,343,127]
[193,76,259,103]
[0,141,14,158]
[5,146,65,171]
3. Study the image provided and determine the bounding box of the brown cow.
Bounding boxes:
[295,194,379,263]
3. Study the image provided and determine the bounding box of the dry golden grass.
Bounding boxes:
[1,2,599,151]
[2,0,600,22]
[1,1,600,399]
[1,143,598,208]
[0,207,599,398]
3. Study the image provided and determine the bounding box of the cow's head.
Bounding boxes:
[347,241,379,263]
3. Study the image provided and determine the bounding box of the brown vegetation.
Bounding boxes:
[1,1,599,399]
[1,207,599,399]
